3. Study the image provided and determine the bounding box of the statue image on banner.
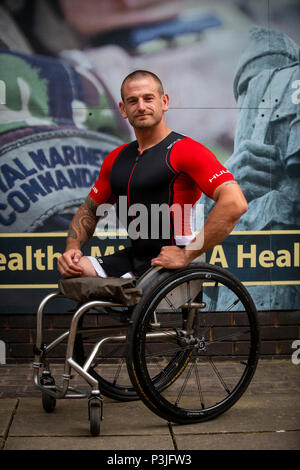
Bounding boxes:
[228,26,300,231]
[204,26,300,310]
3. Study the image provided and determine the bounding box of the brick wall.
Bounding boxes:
[0,310,299,363]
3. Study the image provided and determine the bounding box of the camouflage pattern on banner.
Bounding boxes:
[0,129,123,232]
[0,50,130,233]
[0,51,128,138]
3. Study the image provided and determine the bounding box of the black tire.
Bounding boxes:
[126,263,260,424]
[88,330,190,401]
[88,347,139,402]
[42,391,56,413]
[89,401,101,436]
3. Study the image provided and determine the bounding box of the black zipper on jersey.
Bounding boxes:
[127,154,140,235]
[127,154,140,208]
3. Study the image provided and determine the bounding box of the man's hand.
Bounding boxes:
[57,195,99,277]
[58,249,83,278]
[151,180,248,270]
[151,246,193,269]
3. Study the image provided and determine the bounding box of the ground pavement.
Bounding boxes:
[0,358,299,453]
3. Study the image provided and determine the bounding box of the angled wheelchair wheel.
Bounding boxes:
[87,326,191,402]
[126,263,260,424]
[88,339,139,402]
[74,304,190,403]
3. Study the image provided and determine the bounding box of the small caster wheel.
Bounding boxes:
[42,391,56,413]
[41,375,56,413]
[89,401,101,436]
[88,396,103,436]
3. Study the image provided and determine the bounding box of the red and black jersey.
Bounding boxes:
[89,131,234,257]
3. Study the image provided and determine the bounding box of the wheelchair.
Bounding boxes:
[33,262,260,436]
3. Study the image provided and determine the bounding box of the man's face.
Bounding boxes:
[119,76,169,130]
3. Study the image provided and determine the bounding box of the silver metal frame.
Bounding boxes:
[32,267,164,400]
[32,287,178,400]
[33,291,126,399]
[32,266,207,437]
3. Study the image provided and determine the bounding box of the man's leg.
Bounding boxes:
[77,255,134,279]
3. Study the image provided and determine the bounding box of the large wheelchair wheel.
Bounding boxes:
[126,263,260,424]
[88,339,191,402]
[75,305,190,402]
[89,339,190,402]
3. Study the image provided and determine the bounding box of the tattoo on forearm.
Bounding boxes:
[68,197,99,242]
[68,227,78,240]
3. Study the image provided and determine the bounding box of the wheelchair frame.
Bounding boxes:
[33,264,260,436]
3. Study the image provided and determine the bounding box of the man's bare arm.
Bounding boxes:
[66,196,99,250]
[185,181,248,257]
[151,181,248,268]
[58,195,99,277]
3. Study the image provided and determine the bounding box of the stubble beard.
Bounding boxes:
[130,112,163,130]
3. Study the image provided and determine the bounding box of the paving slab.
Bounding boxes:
[175,430,300,450]
[171,394,300,435]
[0,399,18,438]
[247,360,300,394]
[4,434,174,450]
[100,401,171,436]
[8,398,170,437]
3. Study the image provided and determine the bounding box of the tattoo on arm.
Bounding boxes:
[68,196,99,243]
[213,180,239,201]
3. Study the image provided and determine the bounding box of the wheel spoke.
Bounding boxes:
[226,298,241,311]
[209,357,231,394]
[209,328,251,344]
[144,343,192,359]
[112,357,124,386]
[175,359,195,406]
[194,359,205,409]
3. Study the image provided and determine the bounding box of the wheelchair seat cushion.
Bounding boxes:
[58,276,142,306]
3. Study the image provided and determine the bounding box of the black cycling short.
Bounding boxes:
[97,246,154,278]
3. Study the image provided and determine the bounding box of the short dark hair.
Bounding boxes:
[120,70,164,101]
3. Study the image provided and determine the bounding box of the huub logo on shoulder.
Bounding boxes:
[209,169,230,184]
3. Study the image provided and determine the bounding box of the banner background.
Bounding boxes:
[0,0,299,313]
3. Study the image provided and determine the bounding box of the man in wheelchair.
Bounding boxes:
[42,71,257,435]
[58,70,248,280]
